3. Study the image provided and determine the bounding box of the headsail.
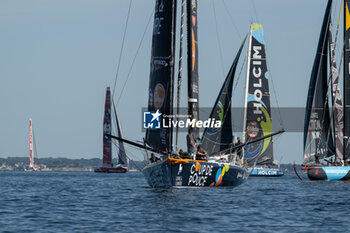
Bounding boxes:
[328,20,344,162]
[103,87,113,167]
[201,37,246,155]
[303,0,334,164]
[243,24,273,165]
[145,0,177,153]
[344,0,350,162]
[29,119,34,168]
[187,0,200,140]
[114,103,128,167]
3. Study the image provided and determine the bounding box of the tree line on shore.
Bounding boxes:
[0,157,145,171]
[0,157,299,173]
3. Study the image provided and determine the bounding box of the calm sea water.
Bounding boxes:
[0,171,348,232]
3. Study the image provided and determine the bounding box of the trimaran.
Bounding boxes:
[108,0,284,187]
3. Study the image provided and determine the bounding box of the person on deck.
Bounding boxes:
[236,137,243,163]
[179,149,184,156]
[179,149,190,159]
[187,128,196,159]
[315,152,320,164]
[196,145,207,161]
[150,153,159,163]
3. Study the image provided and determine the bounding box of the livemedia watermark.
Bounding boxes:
[141,107,312,133]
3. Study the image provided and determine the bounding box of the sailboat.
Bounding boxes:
[29,119,39,171]
[301,0,350,180]
[94,87,128,173]
[108,0,283,187]
[201,24,284,177]
[242,24,284,177]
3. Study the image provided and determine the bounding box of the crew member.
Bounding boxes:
[150,153,159,163]
[196,145,207,161]
[315,152,320,164]
[187,128,196,158]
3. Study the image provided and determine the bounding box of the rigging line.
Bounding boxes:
[232,48,248,131]
[250,0,260,23]
[233,52,248,91]
[332,0,339,24]
[221,0,242,41]
[264,42,284,129]
[111,99,128,164]
[334,0,343,50]
[112,0,133,99]
[116,8,154,107]
[212,0,225,77]
[337,45,344,77]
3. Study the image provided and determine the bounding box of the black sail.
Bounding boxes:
[201,38,246,155]
[187,0,200,140]
[344,0,350,162]
[113,103,128,167]
[145,0,177,153]
[303,0,334,164]
[243,24,273,165]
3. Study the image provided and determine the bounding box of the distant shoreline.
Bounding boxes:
[0,168,141,172]
[0,156,299,173]
[0,157,144,172]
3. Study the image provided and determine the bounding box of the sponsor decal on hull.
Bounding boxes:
[188,162,213,186]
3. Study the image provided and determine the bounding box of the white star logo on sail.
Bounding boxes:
[151,110,161,122]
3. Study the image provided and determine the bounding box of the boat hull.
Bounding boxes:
[142,159,249,188]
[249,167,284,176]
[304,166,350,181]
[94,167,127,173]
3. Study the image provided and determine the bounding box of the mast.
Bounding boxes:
[201,38,246,155]
[186,0,200,140]
[145,0,177,153]
[103,87,113,167]
[175,0,185,151]
[344,0,350,162]
[242,24,273,164]
[29,119,34,168]
[304,0,334,164]
[328,20,344,163]
[242,25,252,144]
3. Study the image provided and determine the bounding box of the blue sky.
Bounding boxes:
[0,0,339,163]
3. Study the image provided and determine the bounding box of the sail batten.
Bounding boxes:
[201,37,246,155]
[145,0,177,153]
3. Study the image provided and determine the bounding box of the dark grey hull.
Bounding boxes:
[142,160,249,188]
